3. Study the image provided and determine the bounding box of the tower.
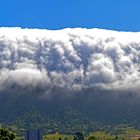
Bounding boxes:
[25,130,42,140]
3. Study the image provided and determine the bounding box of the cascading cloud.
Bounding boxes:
[0,27,140,93]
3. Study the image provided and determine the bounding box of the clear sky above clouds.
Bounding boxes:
[1,0,140,31]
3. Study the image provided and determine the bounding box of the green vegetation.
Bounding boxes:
[43,130,140,140]
[2,125,140,140]
[0,127,16,140]
[43,132,73,140]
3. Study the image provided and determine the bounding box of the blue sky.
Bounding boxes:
[1,0,140,31]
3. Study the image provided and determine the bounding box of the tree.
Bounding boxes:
[88,136,97,140]
[73,132,84,140]
[0,127,16,140]
[115,135,119,139]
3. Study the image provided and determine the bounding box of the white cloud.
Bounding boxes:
[0,27,140,93]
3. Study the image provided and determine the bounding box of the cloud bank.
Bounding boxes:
[0,27,140,94]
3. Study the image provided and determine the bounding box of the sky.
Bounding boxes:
[0,0,140,31]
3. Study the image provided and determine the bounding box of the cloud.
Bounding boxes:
[0,27,140,94]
